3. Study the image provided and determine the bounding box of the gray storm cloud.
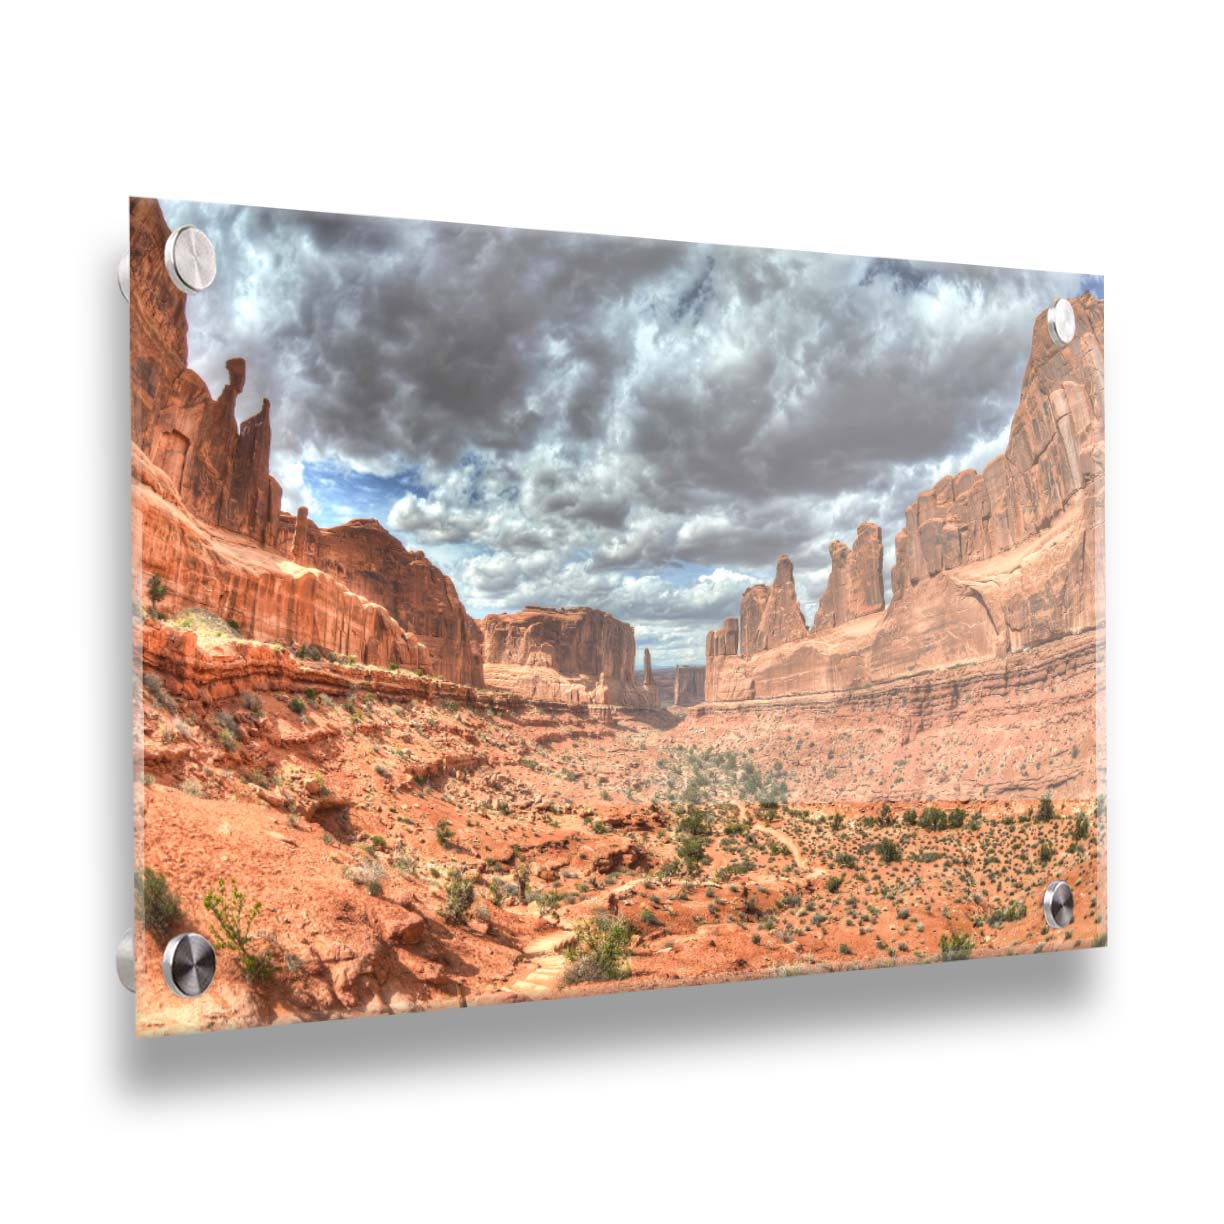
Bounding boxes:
[163,198,1095,662]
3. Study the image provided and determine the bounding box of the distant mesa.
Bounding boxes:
[704,291,1104,703]
[672,665,705,707]
[479,606,658,709]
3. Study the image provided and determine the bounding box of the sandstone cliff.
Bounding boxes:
[673,665,705,706]
[705,292,1104,703]
[740,556,808,656]
[130,198,483,686]
[479,606,657,708]
[811,522,885,631]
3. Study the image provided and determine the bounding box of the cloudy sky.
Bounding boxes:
[163,199,1101,665]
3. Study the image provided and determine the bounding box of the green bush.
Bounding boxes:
[563,912,633,984]
[135,867,181,938]
[918,806,968,832]
[441,870,474,924]
[825,873,844,894]
[876,838,903,864]
[288,696,306,715]
[676,835,709,876]
[1039,839,1054,864]
[203,878,273,981]
[987,900,1027,927]
[147,574,167,609]
[939,931,974,962]
[436,818,455,848]
[1037,794,1056,821]
[1072,812,1090,841]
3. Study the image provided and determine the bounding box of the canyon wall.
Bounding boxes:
[130,198,483,686]
[673,665,706,707]
[705,292,1104,703]
[479,606,657,708]
[811,522,885,631]
[740,556,808,656]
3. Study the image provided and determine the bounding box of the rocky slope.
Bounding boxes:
[706,292,1104,703]
[130,198,482,684]
[479,606,658,708]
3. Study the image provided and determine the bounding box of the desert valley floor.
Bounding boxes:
[134,616,1105,1035]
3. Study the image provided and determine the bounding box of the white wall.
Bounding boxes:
[4,3,1218,1218]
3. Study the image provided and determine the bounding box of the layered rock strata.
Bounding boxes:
[673,665,705,707]
[705,292,1104,703]
[130,197,483,685]
[480,606,657,708]
[811,522,885,631]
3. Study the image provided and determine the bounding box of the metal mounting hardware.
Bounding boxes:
[1046,298,1076,346]
[116,929,136,992]
[162,932,217,998]
[1043,880,1074,929]
[163,224,217,294]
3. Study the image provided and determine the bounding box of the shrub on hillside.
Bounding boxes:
[203,878,273,982]
[135,867,181,938]
[563,912,633,984]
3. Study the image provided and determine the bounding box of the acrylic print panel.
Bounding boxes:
[130,197,1106,1036]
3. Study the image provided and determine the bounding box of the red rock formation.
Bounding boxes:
[130,198,483,686]
[706,617,739,658]
[812,522,885,632]
[891,293,1104,606]
[641,648,660,706]
[673,665,705,706]
[480,607,655,707]
[279,515,483,687]
[740,556,809,655]
[705,293,1105,702]
[134,447,433,669]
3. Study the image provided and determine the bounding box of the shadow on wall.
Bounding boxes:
[113,935,1101,1096]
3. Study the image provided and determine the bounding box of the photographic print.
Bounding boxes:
[130,197,1105,1035]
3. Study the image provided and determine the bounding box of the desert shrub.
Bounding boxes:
[987,900,1027,927]
[1039,840,1054,864]
[441,870,475,924]
[1072,812,1090,842]
[902,808,918,826]
[203,878,273,981]
[563,912,632,984]
[344,858,385,895]
[142,671,177,713]
[918,805,968,832]
[1037,794,1057,821]
[135,867,181,937]
[877,838,903,864]
[530,889,564,919]
[147,574,167,610]
[288,696,306,715]
[676,835,709,876]
[838,942,852,955]
[436,819,455,848]
[639,906,662,927]
[835,852,858,868]
[241,692,263,715]
[825,873,844,894]
[939,931,974,962]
